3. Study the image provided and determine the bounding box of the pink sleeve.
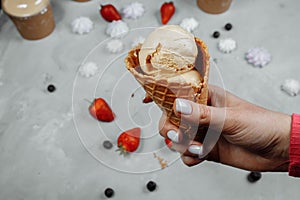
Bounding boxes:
[289,113,300,177]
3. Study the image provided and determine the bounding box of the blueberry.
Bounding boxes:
[146,181,157,192]
[104,188,114,198]
[47,84,56,93]
[212,31,220,38]
[225,23,233,31]
[247,171,262,183]
[103,140,113,149]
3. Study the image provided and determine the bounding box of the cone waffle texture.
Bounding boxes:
[125,38,210,139]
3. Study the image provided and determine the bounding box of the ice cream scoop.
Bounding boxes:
[138,25,198,78]
[167,70,203,86]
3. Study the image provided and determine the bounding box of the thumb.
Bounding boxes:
[174,98,226,128]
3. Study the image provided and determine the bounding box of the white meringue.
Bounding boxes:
[122,2,145,19]
[218,38,237,53]
[71,17,94,35]
[245,47,271,68]
[78,62,98,78]
[281,79,300,97]
[106,39,124,53]
[179,17,199,33]
[131,36,145,47]
[106,20,129,38]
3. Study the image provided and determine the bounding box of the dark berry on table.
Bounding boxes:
[103,140,113,149]
[146,181,157,192]
[47,84,56,93]
[247,171,262,183]
[224,23,232,31]
[212,31,220,38]
[104,188,114,198]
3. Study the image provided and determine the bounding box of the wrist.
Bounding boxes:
[278,113,292,160]
[270,113,291,172]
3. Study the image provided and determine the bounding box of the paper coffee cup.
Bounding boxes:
[197,0,232,14]
[2,0,55,40]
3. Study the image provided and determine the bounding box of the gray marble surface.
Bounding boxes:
[1,0,300,199]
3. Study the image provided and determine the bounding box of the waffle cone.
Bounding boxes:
[125,38,210,140]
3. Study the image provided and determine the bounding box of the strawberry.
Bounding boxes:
[143,95,153,104]
[89,98,115,122]
[160,2,175,25]
[165,138,174,150]
[117,128,141,155]
[100,4,122,22]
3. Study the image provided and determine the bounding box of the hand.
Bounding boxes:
[159,85,291,172]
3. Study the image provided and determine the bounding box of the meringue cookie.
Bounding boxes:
[245,47,271,68]
[122,2,145,19]
[106,39,124,53]
[179,17,199,33]
[106,20,129,38]
[218,38,237,53]
[131,36,145,47]
[71,17,93,35]
[78,62,99,78]
[281,79,300,96]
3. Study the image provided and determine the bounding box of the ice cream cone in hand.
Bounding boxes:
[125,25,210,141]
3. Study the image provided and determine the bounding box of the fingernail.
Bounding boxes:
[188,145,203,155]
[175,98,192,115]
[167,130,179,143]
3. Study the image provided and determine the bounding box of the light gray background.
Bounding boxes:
[1,0,300,199]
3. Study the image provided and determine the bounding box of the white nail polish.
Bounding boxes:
[167,130,179,143]
[188,145,203,155]
[175,98,192,115]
